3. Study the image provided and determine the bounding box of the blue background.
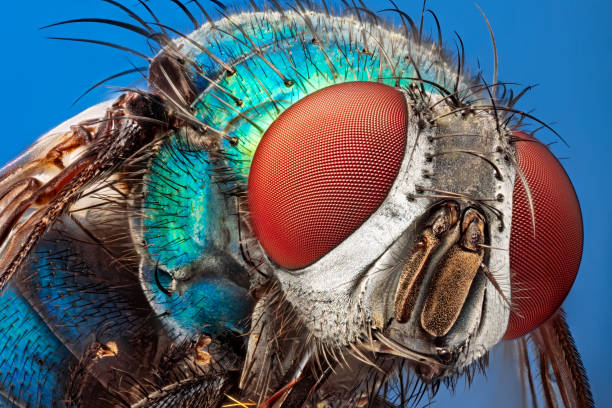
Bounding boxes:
[0,0,610,406]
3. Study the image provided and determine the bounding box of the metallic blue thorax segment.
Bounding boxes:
[0,232,153,407]
[0,283,72,407]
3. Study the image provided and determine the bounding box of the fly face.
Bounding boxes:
[245,80,516,380]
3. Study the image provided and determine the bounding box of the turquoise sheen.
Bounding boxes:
[143,131,224,271]
[180,11,460,180]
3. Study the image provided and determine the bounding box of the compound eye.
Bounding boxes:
[505,132,583,339]
[248,82,407,269]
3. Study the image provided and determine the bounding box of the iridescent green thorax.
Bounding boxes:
[142,131,221,270]
[179,11,465,181]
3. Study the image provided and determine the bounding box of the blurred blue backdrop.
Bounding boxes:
[0,0,609,406]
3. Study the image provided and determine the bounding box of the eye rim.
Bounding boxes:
[504,132,583,340]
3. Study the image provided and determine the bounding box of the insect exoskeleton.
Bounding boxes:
[0,1,588,406]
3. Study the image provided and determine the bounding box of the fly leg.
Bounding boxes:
[0,119,98,192]
[0,113,103,244]
[0,157,93,245]
[47,122,97,169]
[0,91,167,290]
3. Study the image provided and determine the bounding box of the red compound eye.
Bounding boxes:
[248,82,407,269]
[505,132,583,339]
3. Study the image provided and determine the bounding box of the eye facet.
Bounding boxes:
[248,81,407,269]
[505,132,583,339]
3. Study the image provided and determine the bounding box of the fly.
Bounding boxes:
[0,1,592,407]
